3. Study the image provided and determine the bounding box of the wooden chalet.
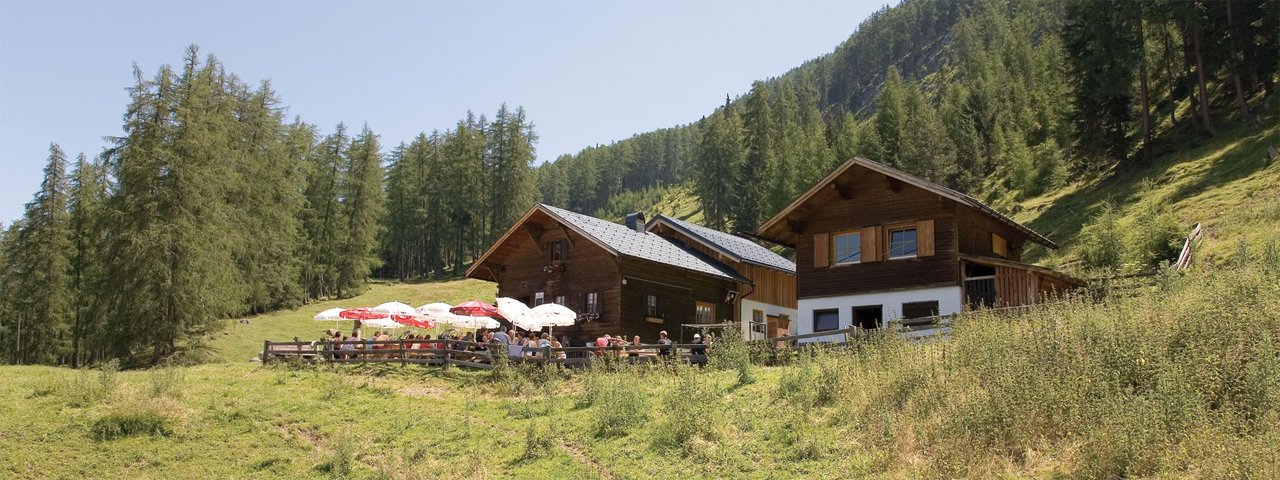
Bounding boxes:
[466,204,796,344]
[754,156,1084,339]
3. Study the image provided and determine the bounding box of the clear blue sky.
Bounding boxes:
[0,0,887,225]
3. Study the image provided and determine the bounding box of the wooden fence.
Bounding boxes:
[262,338,711,369]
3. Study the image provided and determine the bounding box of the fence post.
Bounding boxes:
[401,339,407,366]
[443,340,452,370]
[262,340,271,364]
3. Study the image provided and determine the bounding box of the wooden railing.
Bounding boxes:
[1173,223,1203,272]
[261,339,712,369]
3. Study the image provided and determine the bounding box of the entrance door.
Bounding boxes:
[852,305,882,330]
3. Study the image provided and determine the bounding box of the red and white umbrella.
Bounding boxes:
[338,307,388,321]
[450,300,503,318]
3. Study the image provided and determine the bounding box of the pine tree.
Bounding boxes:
[336,125,386,296]
[734,82,775,231]
[6,144,74,364]
[68,154,108,367]
[486,104,538,240]
[300,124,347,298]
[694,102,744,230]
[1064,0,1143,162]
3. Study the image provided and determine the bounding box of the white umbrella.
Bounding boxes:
[373,301,417,316]
[436,312,501,330]
[313,307,346,321]
[527,303,577,336]
[362,317,406,329]
[417,302,453,316]
[496,298,538,331]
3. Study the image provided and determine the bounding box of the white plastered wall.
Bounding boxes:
[739,298,798,340]
[796,286,963,343]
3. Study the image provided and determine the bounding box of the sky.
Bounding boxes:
[0,0,887,225]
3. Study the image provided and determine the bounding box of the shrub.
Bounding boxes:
[1127,200,1184,269]
[652,368,718,449]
[147,367,186,399]
[708,329,753,385]
[89,404,173,441]
[1078,202,1124,270]
[522,421,555,460]
[589,374,649,438]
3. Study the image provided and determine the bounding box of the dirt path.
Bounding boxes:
[558,440,616,480]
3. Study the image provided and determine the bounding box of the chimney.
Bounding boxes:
[624,212,646,233]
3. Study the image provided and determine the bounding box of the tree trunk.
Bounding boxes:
[1139,17,1152,162]
[1226,0,1252,121]
[1162,19,1178,126]
[1190,19,1216,135]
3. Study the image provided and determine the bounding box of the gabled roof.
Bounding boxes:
[755,156,1057,249]
[647,215,795,274]
[467,204,749,283]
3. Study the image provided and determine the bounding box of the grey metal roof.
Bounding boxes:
[539,204,749,283]
[649,215,795,274]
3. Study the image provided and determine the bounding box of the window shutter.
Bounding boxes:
[860,226,880,262]
[992,233,1007,258]
[813,233,830,268]
[916,219,935,257]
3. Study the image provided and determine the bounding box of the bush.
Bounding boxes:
[652,368,719,449]
[522,421,555,460]
[1078,203,1124,270]
[708,330,754,385]
[89,405,173,441]
[147,367,186,399]
[1127,200,1184,269]
[588,373,649,438]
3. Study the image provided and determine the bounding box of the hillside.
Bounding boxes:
[4,254,1278,479]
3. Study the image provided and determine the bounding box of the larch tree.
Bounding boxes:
[336,125,386,297]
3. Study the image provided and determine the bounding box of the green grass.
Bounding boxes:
[210,278,495,363]
[1014,120,1280,268]
[3,259,1278,478]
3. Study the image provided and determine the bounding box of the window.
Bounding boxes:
[888,226,918,259]
[902,301,940,320]
[833,232,861,265]
[753,309,764,325]
[695,302,716,324]
[549,239,567,262]
[553,295,566,306]
[992,233,1008,258]
[585,292,601,314]
[813,309,840,332]
[534,292,545,306]
[853,305,882,329]
[646,294,659,316]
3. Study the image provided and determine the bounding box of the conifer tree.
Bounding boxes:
[694,102,744,230]
[6,144,74,364]
[734,82,775,231]
[68,154,108,367]
[336,125,386,296]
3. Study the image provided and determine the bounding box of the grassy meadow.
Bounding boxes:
[3,251,1279,479]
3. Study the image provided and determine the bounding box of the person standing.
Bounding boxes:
[657,330,673,357]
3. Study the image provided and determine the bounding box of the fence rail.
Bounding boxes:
[261,339,710,368]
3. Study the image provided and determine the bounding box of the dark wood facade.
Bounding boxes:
[646,222,798,322]
[756,157,1083,309]
[468,206,753,345]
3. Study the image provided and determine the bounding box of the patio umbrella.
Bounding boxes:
[527,303,577,335]
[390,314,435,329]
[417,302,453,316]
[496,298,537,331]
[373,301,417,316]
[313,307,347,321]
[450,300,503,319]
[363,317,405,329]
[439,313,501,330]
[338,307,388,321]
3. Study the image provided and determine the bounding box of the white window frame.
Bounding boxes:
[833,231,862,265]
[887,226,918,260]
[534,291,545,306]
